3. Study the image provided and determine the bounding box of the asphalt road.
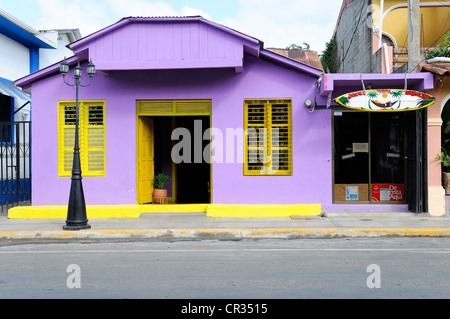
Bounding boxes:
[0,238,449,301]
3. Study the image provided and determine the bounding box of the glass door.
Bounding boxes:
[333,111,370,202]
[370,113,406,203]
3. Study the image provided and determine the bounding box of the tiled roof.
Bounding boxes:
[417,63,450,75]
[267,48,324,71]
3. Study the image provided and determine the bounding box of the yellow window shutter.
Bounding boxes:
[269,100,292,176]
[85,104,105,175]
[244,99,292,176]
[58,103,76,177]
[175,100,211,114]
[244,100,267,175]
[58,101,106,177]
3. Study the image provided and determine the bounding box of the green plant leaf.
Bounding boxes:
[426,31,450,59]
[153,172,170,189]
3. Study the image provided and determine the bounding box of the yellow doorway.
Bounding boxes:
[137,117,154,204]
[136,100,212,205]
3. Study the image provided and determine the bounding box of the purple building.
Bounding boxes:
[14,17,434,218]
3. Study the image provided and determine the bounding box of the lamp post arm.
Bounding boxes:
[80,77,94,88]
[62,74,76,88]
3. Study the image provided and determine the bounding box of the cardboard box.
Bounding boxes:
[334,184,369,202]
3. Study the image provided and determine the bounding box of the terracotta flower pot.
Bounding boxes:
[443,172,450,195]
[153,188,168,204]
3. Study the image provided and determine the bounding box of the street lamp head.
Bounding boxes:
[60,57,69,76]
[86,59,96,78]
[74,62,82,79]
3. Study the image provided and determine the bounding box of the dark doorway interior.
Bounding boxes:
[154,116,174,198]
[175,116,210,204]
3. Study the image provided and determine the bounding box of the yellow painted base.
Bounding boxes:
[140,204,209,213]
[8,205,141,219]
[8,203,321,219]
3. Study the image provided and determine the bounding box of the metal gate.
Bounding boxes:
[0,121,31,212]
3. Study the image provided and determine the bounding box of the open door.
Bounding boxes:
[137,117,154,204]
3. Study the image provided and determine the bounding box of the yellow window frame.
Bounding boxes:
[58,100,106,177]
[244,99,292,176]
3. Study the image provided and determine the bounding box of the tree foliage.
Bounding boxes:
[426,32,450,59]
[286,43,310,50]
[320,38,337,73]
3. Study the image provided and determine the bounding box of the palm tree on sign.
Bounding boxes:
[390,90,404,109]
[366,91,378,110]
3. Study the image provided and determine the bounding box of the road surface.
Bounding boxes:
[0,237,449,300]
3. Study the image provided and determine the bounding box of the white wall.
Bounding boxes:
[0,33,30,123]
[0,33,29,81]
[39,31,76,69]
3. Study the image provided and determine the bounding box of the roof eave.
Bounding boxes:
[317,72,435,106]
[260,49,323,78]
[0,14,55,49]
[68,17,263,57]
[68,18,131,51]
[15,55,82,90]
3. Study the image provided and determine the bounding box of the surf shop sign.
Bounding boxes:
[335,89,435,111]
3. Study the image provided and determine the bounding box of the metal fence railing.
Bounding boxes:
[0,121,31,212]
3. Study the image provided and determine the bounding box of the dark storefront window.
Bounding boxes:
[333,111,406,203]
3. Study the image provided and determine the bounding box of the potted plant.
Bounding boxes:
[426,32,450,60]
[437,149,450,195]
[153,172,170,204]
[436,122,450,195]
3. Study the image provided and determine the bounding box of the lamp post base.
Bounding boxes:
[63,222,91,231]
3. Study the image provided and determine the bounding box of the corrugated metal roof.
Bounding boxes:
[69,16,262,52]
[267,48,324,71]
[0,81,31,101]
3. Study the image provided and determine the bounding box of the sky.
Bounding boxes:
[0,0,343,53]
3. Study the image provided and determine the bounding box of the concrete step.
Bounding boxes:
[323,211,430,218]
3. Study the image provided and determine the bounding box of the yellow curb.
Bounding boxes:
[8,205,141,219]
[8,204,322,219]
[7,204,207,219]
[1,228,450,240]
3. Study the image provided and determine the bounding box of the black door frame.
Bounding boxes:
[332,110,427,212]
[406,109,428,213]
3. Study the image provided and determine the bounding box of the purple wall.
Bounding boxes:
[83,20,247,71]
[30,54,332,206]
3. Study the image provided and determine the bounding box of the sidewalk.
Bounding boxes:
[1,209,450,240]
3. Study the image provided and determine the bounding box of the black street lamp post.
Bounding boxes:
[60,58,96,230]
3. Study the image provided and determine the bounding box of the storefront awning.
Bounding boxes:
[0,81,31,102]
[315,73,434,108]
